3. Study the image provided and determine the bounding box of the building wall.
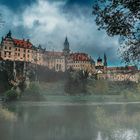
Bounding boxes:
[55,57,65,72]
[1,39,15,61]
[67,60,95,73]
[107,73,139,83]
[97,72,140,83]
[0,37,46,66]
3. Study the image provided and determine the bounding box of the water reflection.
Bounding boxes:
[0,102,140,140]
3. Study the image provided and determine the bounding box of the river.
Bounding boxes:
[0,100,140,140]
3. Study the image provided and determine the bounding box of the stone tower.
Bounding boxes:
[63,36,70,56]
[97,57,103,66]
[104,53,107,67]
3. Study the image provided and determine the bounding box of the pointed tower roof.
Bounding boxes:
[97,56,102,62]
[104,53,107,66]
[63,36,70,55]
[104,53,107,59]
[64,36,69,45]
[6,30,12,38]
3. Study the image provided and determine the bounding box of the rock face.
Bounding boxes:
[0,61,32,94]
[0,71,10,94]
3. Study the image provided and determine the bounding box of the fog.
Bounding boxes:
[0,102,140,140]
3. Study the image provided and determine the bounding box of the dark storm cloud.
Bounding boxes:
[0,0,37,11]
[0,0,121,66]
[48,0,94,5]
[67,0,93,5]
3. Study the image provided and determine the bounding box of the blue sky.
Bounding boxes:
[0,0,122,66]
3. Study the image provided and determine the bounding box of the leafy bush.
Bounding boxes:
[121,90,136,100]
[24,82,41,95]
[5,90,19,101]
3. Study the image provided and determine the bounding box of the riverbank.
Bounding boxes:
[1,79,140,102]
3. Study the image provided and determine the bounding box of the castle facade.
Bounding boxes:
[0,31,96,73]
[0,31,139,82]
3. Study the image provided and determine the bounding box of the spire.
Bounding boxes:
[97,56,102,62]
[64,36,69,47]
[104,53,107,66]
[6,30,12,38]
[65,36,68,42]
[63,36,70,55]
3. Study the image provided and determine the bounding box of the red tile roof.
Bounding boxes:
[13,39,33,49]
[70,53,90,61]
[127,66,138,71]
[107,66,137,71]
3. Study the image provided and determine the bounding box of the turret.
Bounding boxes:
[97,56,103,66]
[63,36,70,55]
[6,30,12,38]
[104,53,107,67]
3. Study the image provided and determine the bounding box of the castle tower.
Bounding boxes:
[103,53,108,74]
[104,53,107,67]
[6,30,12,38]
[63,36,70,56]
[97,57,103,66]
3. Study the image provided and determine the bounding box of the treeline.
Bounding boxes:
[64,70,139,95]
[30,66,68,82]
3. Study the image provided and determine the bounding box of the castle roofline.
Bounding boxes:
[13,38,33,49]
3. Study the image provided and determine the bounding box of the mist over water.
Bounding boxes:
[0,102,140,140]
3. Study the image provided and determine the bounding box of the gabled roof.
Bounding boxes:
[13,39,33,49]
[69,53,90,61]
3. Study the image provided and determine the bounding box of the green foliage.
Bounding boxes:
[121,89,138,101]
[65,70,88,94]
[137,83,140,93]
[26,82,41,95]
[93,0,140,64]
[88,80,109,95]
[5,90,19,101]
[87,80,112,95]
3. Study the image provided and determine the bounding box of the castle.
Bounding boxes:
[0,31,139,82]
[0,31,98,73]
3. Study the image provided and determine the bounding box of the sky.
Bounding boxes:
[0,0,122,66]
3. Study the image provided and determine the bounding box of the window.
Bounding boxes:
[9,47,11,50]
[5,46,7,49]
[8,53,11,58]
[28,54,30,58]
[56,64,59,70]
[23,54,25,57]
[28,50,30,53]
[18,53,20,56]
[59,64,61,70]
[18,48,20,51]
[4,52,6,56]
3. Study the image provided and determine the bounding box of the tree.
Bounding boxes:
[92,0,140,65]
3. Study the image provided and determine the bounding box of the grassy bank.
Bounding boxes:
[18,80,140,102]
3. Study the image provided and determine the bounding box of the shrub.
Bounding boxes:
[5,90,19,101]
[24,82,41,95]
